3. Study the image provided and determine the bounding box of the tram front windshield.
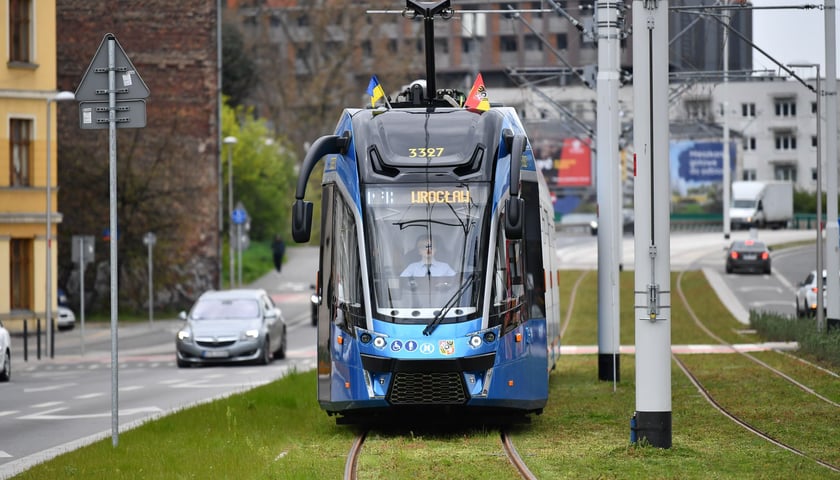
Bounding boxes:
[365,184,489,323]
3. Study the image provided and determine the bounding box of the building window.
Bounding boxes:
[774,164,797,182]
[812,168,818,181]
[743,136,756,151]
[434,38,449,54]
[500,36,517,52]
[774,98,796,117]
[811,101,817,114]
[524,35,543,51]
[10,239,33,310]
[812,135,818,148]
[9,0,32,63]
[742,169,757,181]
[774,132,797,150]
[556,33,567,50]
[685,99,711,120]
[10,119,32,186]
[741,102,755,117]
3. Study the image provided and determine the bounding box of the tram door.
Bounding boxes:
[316,186,336,405]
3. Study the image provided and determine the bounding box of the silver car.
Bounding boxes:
[176,289,287,368]
[1,320,10,382]
[795,270,826,317]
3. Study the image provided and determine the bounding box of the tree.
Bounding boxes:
[222,100,298,243]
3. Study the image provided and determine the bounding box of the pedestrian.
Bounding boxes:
[272,235,286,272]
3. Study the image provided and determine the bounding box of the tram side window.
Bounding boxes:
[331,194,364,331]
[488,224,524,333]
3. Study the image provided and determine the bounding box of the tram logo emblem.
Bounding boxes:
[390,340,403,352]
[419,343,434,354]
[439,340,455,356]
[405,340,418,352]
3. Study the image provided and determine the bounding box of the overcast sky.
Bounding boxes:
[751,0,840,74]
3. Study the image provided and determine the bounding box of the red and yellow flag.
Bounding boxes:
[465,73,490,111]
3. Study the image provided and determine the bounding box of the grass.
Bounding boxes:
[13,270,840,479]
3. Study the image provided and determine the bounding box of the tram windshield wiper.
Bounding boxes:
[422,273,475,336]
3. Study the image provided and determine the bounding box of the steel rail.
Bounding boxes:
[344,430,367,480]
[501,430,539,480]
[676,270,840,409]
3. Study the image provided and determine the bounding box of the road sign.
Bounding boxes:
[75,33,150,102]
[79,100,147,129]
[231,207,248,225]
[72,235,95,265]
[143,232,157,246]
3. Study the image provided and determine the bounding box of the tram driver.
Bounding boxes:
[400,235,455,277]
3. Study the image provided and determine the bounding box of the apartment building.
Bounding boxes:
[0,0,62,324]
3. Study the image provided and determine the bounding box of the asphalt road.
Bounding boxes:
[0,247,320,479]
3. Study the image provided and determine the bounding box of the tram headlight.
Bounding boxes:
[360,332,372,344]
[483,331,497,343]
[469,335,483,348]
[373,336,387,349]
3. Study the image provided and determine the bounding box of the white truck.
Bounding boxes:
[729,181,793,229]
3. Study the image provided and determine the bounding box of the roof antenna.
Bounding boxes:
[403,0,453,104]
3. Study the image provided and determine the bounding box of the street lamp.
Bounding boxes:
[46,90,75,357]
[789,63,823,332]
[223,136,237,288]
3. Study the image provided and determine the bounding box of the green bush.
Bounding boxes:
[750,310,840,367]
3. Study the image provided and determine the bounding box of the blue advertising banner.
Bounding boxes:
[670,140,736,196]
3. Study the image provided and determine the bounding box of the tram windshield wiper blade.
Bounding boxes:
[422,273,475,336]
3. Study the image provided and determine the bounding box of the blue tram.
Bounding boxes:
[291,1,560,423]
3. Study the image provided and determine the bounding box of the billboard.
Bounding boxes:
[554,138,592,188]
[670,140,736,214]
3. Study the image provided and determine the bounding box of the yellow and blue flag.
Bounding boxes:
[367,75,385,108]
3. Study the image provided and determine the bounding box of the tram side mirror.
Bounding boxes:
[292,199,313,243]
[505,197,524,239]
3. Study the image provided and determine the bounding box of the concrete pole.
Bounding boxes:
[823,0,839,329]
[722,8,731,240]
[596,0,623,383]
[632,0,671,448]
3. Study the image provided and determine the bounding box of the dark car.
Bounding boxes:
[725,239,771,274]
[176,289,287,368]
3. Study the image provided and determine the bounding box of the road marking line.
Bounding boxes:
[30,402,63,409]
[0,411,20,417]
[75,393,104,399]
[0,451,12,458]
[24,383,76,393]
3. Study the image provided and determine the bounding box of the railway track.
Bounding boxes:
[343,429,538,480]
[673,270,840,473]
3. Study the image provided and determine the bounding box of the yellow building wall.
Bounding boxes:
[0,1,61,319]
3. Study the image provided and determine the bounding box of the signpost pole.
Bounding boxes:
[79,237,85,356]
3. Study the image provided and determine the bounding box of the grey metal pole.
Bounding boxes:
[817,67,824,333]
[722,9,731,240]
[46,97,53,359]
[237,224,243,287]
[217,0,224,291]
[148,239,153,325]
[224,136,237,288]
[632,0,671,449]
[107,35,120,448]
[596,0,622,383]
[823,0,839,330]
[44,92,74,358]
[79,237,85,356]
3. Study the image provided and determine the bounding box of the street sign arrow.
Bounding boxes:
[75,33,150,102]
